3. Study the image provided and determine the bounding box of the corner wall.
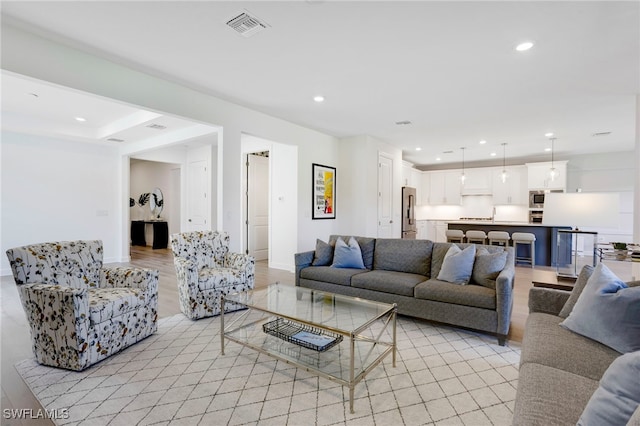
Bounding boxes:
[1,132,120,274]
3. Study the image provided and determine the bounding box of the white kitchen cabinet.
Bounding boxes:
[420,172,430,206]
[492,165,527,205]
[428,171,461,205]
[411,169,423,205]
[416,220,429,239]
[461,168,492,195]
[526,161,567,190]
[401,162,413,187]
[425,220,448,242]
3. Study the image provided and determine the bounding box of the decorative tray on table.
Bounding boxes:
[262,318,343,352]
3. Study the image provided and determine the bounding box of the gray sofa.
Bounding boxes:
[294,235,515,345]
[513,276,640,425]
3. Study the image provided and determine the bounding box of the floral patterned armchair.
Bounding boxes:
[5,240,158,371]
[170,231,255,320]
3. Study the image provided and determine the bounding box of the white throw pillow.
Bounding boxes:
[437,244,476,285]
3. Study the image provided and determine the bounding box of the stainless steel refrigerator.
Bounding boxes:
[402,186,417,239]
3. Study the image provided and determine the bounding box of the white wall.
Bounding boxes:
[2,23,342,264]
[566,151,635,242]
[1,132,120,274]
[337,135,403,240]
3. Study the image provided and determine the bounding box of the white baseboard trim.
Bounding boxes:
[267,261,295,273]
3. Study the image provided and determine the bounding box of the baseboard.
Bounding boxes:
[268,261,294,273]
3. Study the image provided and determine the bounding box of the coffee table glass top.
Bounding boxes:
[224,283,395,335]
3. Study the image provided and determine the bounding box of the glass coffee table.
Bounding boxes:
[221,283,397,413]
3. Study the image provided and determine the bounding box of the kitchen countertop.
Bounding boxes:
[445,221,569,227]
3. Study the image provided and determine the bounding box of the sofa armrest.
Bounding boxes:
[528,287,571,315]
[224,252,256,289]
[495,259,515,337]
[173,256,199,294]
[294,250,315,287]
[17,283,91,370]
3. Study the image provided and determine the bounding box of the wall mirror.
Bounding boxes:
[150,187,164,219]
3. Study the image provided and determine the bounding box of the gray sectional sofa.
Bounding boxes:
[513,269,640,425]
[294,235,515,345]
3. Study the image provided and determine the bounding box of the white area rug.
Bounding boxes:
[16,313,521,426]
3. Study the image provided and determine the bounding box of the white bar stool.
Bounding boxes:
[512,232,536,267]
[445,229,465,243]
[466,230,487,245]
[488,231,510,247]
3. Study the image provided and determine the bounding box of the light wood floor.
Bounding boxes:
[1,246,635,425]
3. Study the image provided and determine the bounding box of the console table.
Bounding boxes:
[131,220,168,249]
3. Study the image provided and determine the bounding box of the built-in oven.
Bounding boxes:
[529,210,543,224]
[529,189,563,209]
[529,190,545,209]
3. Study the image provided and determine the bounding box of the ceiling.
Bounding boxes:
[1,1,638,168]
[1,72,218,147]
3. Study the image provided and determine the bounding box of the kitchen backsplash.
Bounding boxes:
[415,195,528,222]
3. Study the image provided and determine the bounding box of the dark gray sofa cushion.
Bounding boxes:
[558,264,594,318]
[373,238,433,276]
[312,239,333,266]
[299,266,368,287]
[513,363,599,426]
[521,312,620,381]
[414,279,496,310]
[329,235,375,270]
[472,247,508,289]
[351,270,427,297]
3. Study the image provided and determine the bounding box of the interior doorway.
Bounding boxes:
[246,152,270,261]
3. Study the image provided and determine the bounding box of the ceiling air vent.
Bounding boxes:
[146,124,167,130]
[107,138,125,143]
[592,131,612,137]
[226,10,270,38]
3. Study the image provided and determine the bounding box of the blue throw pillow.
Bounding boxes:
[331,237,365,269]
[437,244,476,285]
[578,351,640,426]
[560,263,640,353]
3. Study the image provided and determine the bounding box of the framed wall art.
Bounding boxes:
[312,163,336,220]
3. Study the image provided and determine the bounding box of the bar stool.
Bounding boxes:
[512,232,536,267]
[466,230,487,245]
[445,229,465,243]
[488,231,510,247]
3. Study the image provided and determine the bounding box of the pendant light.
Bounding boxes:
[549,137,557,181]
[460,147,466,184]
[500,143,508,183]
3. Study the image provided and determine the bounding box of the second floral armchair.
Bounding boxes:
[170,231,255,320]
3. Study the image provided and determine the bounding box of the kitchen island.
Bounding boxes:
[446,221,572,266]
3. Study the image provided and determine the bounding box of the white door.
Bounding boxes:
[248,154,269,261]
[187,160,208,231]
[378,154,394,237]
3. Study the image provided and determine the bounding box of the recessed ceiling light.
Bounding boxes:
[544,132,554,137]
[544,147,552,152]
[436,157,441,161]
[516,41,534,51]
[415,147,422,151]
[313,95,324,103]
[479,140,487,145]
[490,152,497,157]
[75,117,86,122]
